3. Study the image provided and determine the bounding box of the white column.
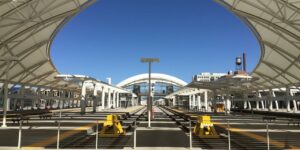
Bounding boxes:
[286,88,291,112]
[243,93,248,109]
[256,91,261,110]
[287,100,291,112]
[289,89,298,112]
[193,94,196,109]
[269,101,273,111]
[243,101,247,109]
[247,101,251,110]
[256,101,259,109]
[80,82,87,114]
[261,100,265,109]
[189,95,192,110]
[272,91,279,111]
[173,96,176,106]
[226,94,231,112]
[114,91,117,108]
[293,100,298,112]
[7,97,10,111]
[116,92,119,108]
[197,95,201,111]
[275,100,279,111]
[268,89,274,111]
[101,88,105,110]
[93,84,97,112]
[204,90,208,112]
[108,89,111,108]
[131,94,134,106]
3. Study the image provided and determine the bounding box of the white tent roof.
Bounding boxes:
[0,0,95,89]
[217,0,300,90]
[1,0,300,91]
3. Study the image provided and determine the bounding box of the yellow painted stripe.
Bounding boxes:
[215,123,300,149]
[24,123,95,148]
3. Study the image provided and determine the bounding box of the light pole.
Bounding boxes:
[1,56,18,127]
[141,57,159,128]
[225,92,231,150]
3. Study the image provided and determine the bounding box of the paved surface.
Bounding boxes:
[136,106,189,147]
[0,106,146,149]
[169,108,300,150]
[1,106,300,149]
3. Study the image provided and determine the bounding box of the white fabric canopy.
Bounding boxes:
[0,0,95,89]
[1,0,299,91]
[217,0,300,90]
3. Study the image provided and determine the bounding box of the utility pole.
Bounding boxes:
[141,57,159,128]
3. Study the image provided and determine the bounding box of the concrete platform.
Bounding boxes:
[1,106,300,149]
[0,106,146,149]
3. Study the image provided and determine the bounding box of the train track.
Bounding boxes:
[43,106,295,149]
[55,106,147,149]
[161,106,282,150]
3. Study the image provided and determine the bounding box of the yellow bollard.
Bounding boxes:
[193,115,219,138]
[99,114,125,137]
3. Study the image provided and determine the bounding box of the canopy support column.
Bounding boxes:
[261,101,265,110]
[101,88,105,110]
[80,82,87,114]
[113,91,116,108]
[293,100,298,112]
[204,90,208,112]
[189,95,192,110]
[93,84,97,113]
[275,100,279,111]
[108,89,111,108]
[286,87,291,112]
[197,95,201,111]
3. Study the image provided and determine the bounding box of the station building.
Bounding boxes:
[117,73,187,105]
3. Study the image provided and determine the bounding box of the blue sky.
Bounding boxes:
[51,0,260,84]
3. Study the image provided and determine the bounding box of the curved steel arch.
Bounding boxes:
[117,73,187,88]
